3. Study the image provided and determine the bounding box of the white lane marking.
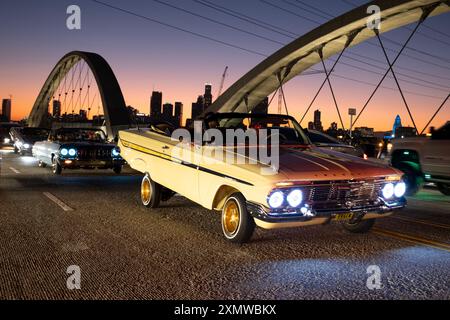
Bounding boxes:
[9,167,20,174]
[43,192,74,212]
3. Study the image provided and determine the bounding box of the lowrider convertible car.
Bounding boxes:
[33,128,124,175]
[118,113,406,243]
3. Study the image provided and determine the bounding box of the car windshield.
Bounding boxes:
[204,114,310,146]
[54,129,106,142]
[307,131,341,144]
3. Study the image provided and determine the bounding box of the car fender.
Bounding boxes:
[211,185,241,211]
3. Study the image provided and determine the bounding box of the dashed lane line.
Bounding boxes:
[9,167,20,174]
[43,192,74,212]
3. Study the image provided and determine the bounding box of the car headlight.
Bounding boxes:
[23,143,30,149]
[287,189,303,207]
[394,182,406,198]
[60,148,68,156]
[382,183,395,199]
[112,147,120,157]
[268,191,284,209]
[68,148,77,157]
[4,138,10,144]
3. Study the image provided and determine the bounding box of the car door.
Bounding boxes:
[151,130,199,203]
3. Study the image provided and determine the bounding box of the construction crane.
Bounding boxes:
[216,66,229,99]
[277,69,329,114]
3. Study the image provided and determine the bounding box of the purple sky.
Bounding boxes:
[1,0,449,131]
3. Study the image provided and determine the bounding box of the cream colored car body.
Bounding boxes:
[118,127,404,230]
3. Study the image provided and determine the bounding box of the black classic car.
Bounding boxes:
[9,127,50,155]
[32,128,124,175]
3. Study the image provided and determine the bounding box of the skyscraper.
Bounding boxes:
[162,103,173,120]
[191,95,204,120]
[2,99,12,122]
[204,84,213,109]
[174,102,183,127]
[150,91,162,118]
[392,115,402,137]
[314,109,323,131]
[253,97,269,114]
[52,100,61,118]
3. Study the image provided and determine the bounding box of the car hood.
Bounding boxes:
[59,141,115,149]
[277,147,397,180]
[315,143,363,157]
[218,145,400,182]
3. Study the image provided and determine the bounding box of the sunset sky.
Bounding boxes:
[0,0,449,132]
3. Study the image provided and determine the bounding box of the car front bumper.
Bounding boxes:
[59,158,124,169]
[247,198,406,230]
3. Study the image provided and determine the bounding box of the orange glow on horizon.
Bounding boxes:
[2,63,449,133]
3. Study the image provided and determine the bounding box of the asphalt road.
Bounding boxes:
[0,148,449,300]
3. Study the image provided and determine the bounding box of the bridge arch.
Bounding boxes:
[205,0,450,117]
[28,51,129,138]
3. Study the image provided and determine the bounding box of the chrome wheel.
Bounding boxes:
[141,175,152,206]
[222,198,241,238]
[52,157,62,175]
[221,193,255,243]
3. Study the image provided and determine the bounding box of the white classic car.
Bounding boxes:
[118,113,406,243]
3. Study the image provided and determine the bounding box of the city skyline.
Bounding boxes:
[1,0,449,131]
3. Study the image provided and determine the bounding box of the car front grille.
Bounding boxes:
[305,180,385,210]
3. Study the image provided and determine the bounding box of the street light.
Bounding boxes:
[348,108,357,140]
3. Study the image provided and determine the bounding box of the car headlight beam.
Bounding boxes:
[268,191,284,209]
[287,189,303,208]
[382,183,395,199]
[112,147,120,157]
[68,148,77,157]
[394,182,406,198]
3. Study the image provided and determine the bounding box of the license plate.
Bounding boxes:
[334,213,354,221]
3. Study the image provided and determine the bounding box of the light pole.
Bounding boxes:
[348,108,356,140]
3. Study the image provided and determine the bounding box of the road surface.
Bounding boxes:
[1,149,449,300]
